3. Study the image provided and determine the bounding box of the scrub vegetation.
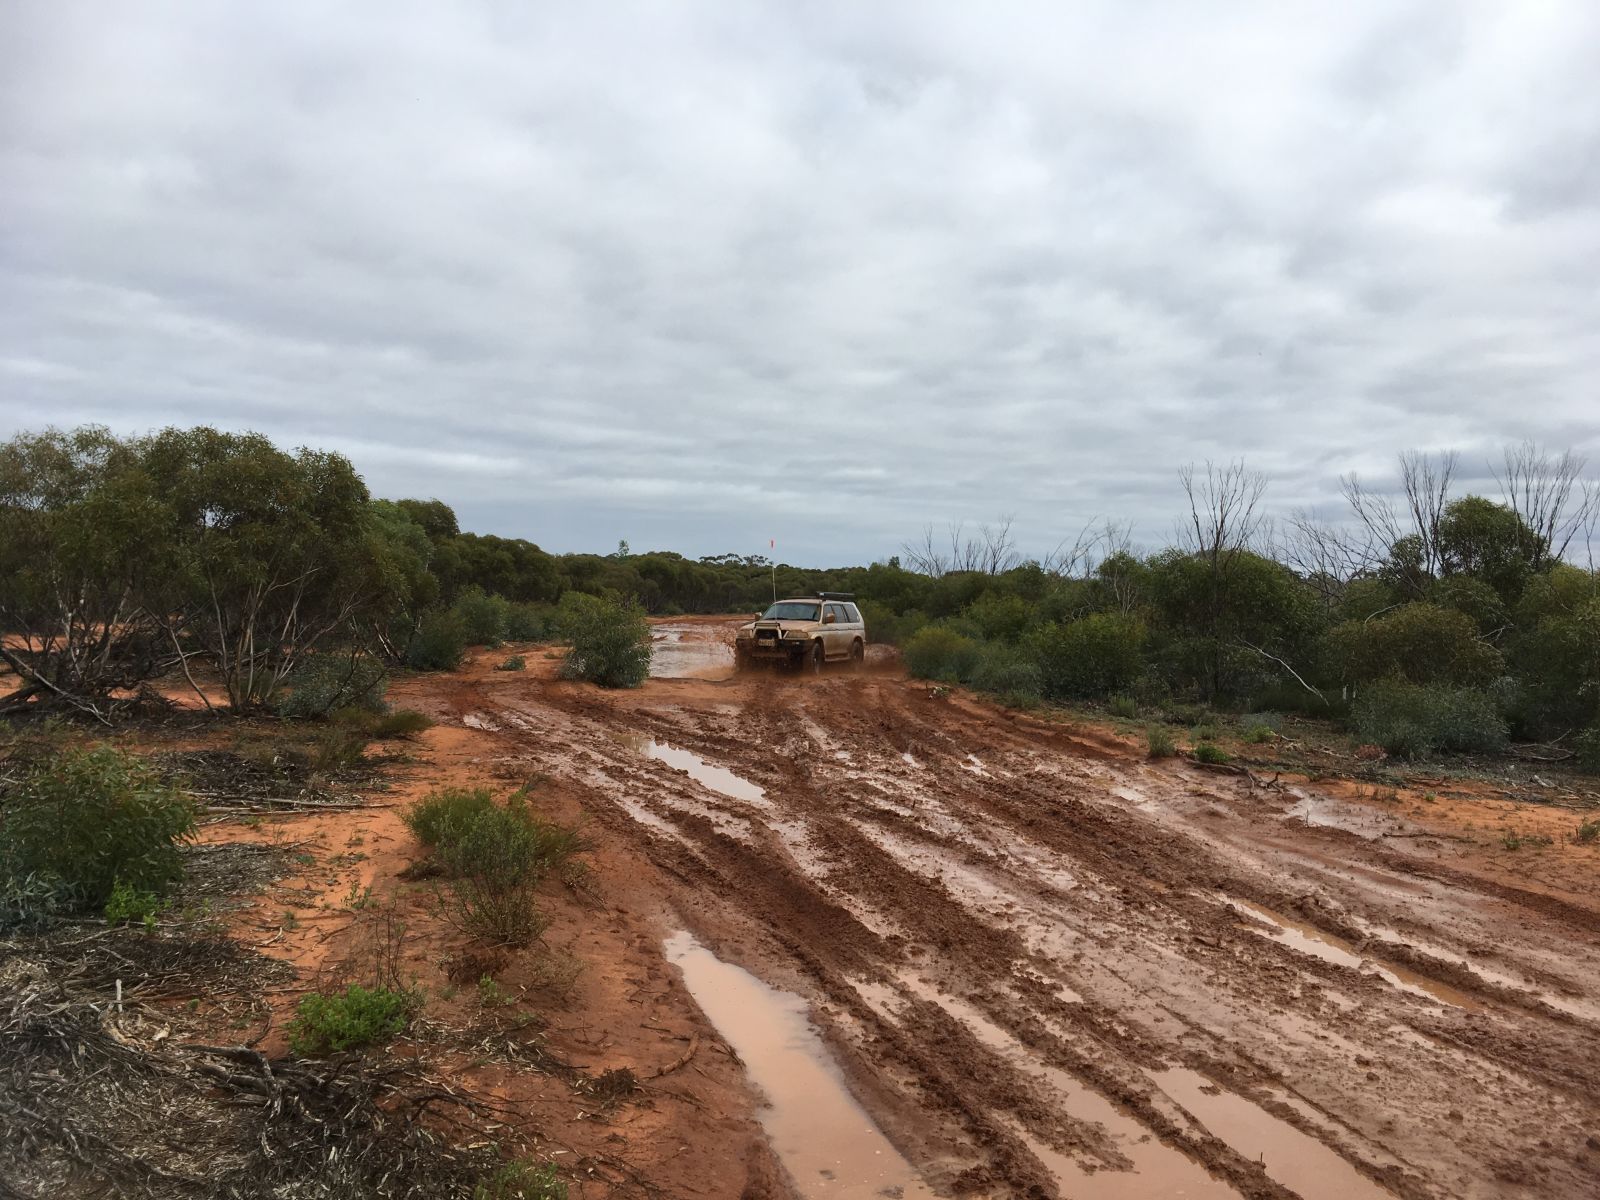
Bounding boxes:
[3,426,1597,765]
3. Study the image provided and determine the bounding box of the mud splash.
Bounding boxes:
[666,932,936,1199]
[649,622,737,680]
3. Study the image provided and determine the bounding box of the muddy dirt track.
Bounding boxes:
[410,620,1600,1200]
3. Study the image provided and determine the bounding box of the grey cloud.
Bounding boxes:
[3,0,1598,567]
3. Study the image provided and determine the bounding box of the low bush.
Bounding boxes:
[496,656,526,672]
[475,1161,567,1200]
[407,607,469,671]
[0,745,195,927]
[288,984,415,1056]
[858,600,926,647]
[1109,695,1138,719]
[1572,818,1599,845]
[406,787,497,847]
[1146,726,1176,758]
[333,707,434,739]
[505,602,558,642]
[1193,742,1231,765]
[274,652,388,719]
[452,586,511,646]
[406,788,583,946]
[557,594,652,688]
[309,729,370,772]
[968,643,1042,703]
[1577,727,1600,773]
[1031,614,1145,700]
[902,626,982,683]
[104,879,162,930]
[1243,724,1276,744]
[1350,680,1508,759]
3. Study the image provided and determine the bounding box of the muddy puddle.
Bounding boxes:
[649,622,737,680]
[665,932,936,1199]
[1222,896,1484,1012]
[613,733,769,806]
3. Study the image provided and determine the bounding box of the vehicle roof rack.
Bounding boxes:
[816,591,855,601]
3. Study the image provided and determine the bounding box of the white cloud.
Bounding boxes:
[3,0,1597,564]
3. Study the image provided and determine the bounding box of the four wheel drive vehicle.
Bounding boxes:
[735,593,866,673]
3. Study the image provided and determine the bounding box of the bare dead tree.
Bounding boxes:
[904,517,1021,577]
[1493,440,1597,567]
[1178,460,1268,567]
[1338,449,1458,587]
[901,523,950,577]
[1279,508,1378,608]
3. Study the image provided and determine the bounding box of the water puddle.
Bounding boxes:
[666,932,936,1199]
[613,734,769,806]
[1222,897,1482,1012]
[1150,1068,1393,1200]
[461,711,500,731]
[1284,789,1395,840]
[901,751,922,768]
[649,622,736,680]
[961,754,990,776]
[858,973,1239,1199]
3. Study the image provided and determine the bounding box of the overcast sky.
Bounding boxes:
[3,2,1597,565]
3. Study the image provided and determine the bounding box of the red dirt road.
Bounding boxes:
[403,619,1600,1200]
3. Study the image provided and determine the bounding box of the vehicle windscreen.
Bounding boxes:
[762,602,819,621]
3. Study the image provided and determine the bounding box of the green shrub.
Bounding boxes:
[1575,727,1600,773]
[406,787,496,848]
[1351,680,1508,759]
[407,607,469,671]
[475,1161,567,1200]
[495,656,526,672]
[858,600,926,647]
[406,789,582,946]
[968,642,1042,702]
[1572,818,1599,845]
[1323,603,1503,689]
[334,707,434,739]
[1030,613,1145,700]
[288,984,414,1056]
[1146,726,1176,758]
[1,745,195,926]
[1193,742,1231,765]
[274,652,388,718]
[557,594,652,688]
[1109,695,1138,719]
[902,625,982,683]
[452,586,511,646]
[1243,723,1276,744]
[309,729,370,772]
[104,879,162,930]
[964,593,1036,643]
[505,602,558,642]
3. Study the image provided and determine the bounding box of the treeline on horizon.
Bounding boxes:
[2,425,1597,767]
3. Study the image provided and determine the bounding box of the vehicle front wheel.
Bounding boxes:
[808,641,825,675]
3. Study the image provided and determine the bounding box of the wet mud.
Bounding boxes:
[429,620,1600,1199]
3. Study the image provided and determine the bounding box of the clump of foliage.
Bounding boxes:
[475,1160,568,1200]
[333,706,434,739]
[968,643,1042,704]
[406,788,583,945]
[1350,680,1508,759]
[557,594,651,688]
[104,879,163,930]
[902,626,982,682]
[1109,695,1138,719]
[274,652,388,718]
[1030,614,1145,700]
[1146,726,1176,759]
[407,606,469,671]
[1573,818,1600,845]
[1,745,195,927]
[1193,742,1231,765]
[504,601,558,642]
[495,656,526,672]
[452,586,511,646]
[288,984,415,1056]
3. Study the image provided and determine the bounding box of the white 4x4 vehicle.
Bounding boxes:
[735,593,866,673]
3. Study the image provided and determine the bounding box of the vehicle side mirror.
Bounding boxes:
[822,612,836,624]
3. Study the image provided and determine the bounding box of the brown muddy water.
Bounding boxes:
[665,931,937,1199]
